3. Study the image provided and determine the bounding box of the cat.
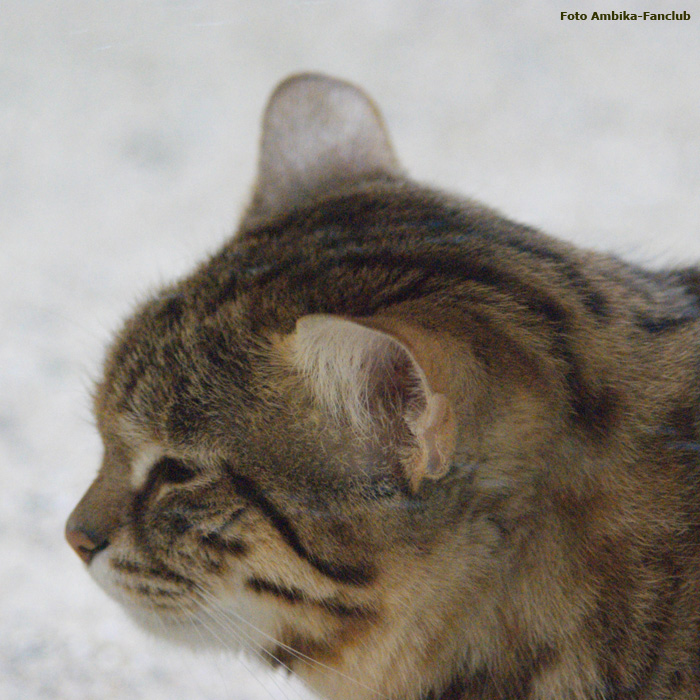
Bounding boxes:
[66,73,700,700]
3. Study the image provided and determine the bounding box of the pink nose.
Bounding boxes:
[65,523,108,565]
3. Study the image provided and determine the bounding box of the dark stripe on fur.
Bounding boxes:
[635,313,699,334]
[231,190,609,325]
[111,559,195,588]
[398,224,609,320]
[225,469,375,586]
[421,645,557,700]
[269,635,335,671]
[495,236,608,318]
[246,576,374,619]
[254,247,570,329]
[244,190,609,320]
[201,532,248,556]
[672,267,700,302]
[129,583,183,599]
[151,291,187,328]
[551,333,618,434]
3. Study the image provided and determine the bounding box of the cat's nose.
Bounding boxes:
[66,470,129,564]
[65,519,109,565]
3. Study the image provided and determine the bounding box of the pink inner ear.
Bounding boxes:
[416,393,451,477]
[404,392,453,491]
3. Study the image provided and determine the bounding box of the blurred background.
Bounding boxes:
[1,1,698,698]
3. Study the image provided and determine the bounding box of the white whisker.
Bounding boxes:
[195,585,388,699]
[192,597,306,700]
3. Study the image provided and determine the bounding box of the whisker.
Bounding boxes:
[140,591,229,699]
[195,586,388,699]
[192,598,306,700]
[174,600,237,698]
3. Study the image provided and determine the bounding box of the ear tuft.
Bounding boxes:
[288,315,455,489]
[291,315,395,433]
[246,73,402,223]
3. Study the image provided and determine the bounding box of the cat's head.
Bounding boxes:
[66,75,510,698]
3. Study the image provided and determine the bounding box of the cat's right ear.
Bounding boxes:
[243,73,403,225]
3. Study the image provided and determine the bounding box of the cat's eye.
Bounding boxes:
[151,457,196,485]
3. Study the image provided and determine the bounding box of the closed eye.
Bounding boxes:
[151,457,196,485]
[131,456,199,527]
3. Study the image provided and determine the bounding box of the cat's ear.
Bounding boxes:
[244,73,402,223]
[287,315,456,490]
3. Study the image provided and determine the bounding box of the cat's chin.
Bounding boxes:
[86,553,224,650]
[123,604,242,651]
[118,595,287,668]
[88,552,278,656]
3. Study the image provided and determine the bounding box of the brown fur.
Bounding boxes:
[66,73,700,700]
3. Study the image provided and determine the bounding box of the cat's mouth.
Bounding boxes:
[87,550,282,655]
[91,559,230,648]
[90,552,198,614]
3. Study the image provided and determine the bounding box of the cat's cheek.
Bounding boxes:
[208,581,286,653]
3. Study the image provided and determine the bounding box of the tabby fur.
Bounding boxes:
[66,73,700,700]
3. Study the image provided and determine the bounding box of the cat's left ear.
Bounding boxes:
[285,315,456,490]
[244,73,403,224]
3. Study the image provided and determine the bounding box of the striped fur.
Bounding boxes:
[66,74,700,700]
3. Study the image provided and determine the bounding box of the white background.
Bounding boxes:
[1,2,699,698]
